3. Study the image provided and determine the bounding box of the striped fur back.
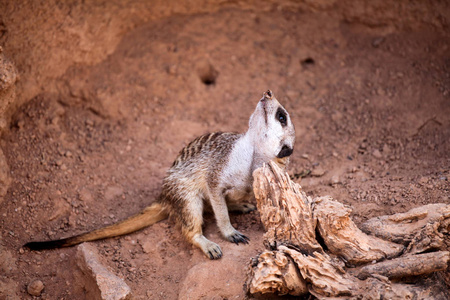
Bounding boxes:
[171,132,240,168]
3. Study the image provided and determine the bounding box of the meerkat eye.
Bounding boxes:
[275,107,287,126]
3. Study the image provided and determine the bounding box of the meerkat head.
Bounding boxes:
[248,90,295,162]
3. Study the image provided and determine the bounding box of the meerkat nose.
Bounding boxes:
[277,145,293,158]
[263,90,274,100]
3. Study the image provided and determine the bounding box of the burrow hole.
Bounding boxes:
[197,61,219,85]
[301,57,315,67]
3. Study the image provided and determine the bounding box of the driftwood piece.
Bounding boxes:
[280,246,354,297]
[247,161,450,299]
[313,196,404,265]
[247,250,308,296]
[252,163,321,253]
[361,203,450,254]
[356,251,450,280]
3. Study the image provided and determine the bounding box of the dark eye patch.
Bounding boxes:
[275,107,288,126]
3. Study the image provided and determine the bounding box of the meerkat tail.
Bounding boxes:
[24,203,168,250]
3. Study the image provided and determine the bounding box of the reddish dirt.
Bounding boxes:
[0,1,449,299]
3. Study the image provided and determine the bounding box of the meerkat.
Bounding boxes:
[24,90,295,259]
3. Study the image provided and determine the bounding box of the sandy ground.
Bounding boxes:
[0,1,449,299]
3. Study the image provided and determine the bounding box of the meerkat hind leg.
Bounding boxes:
[180,197,223,259]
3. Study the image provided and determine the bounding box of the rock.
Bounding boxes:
[27,280,44,297]
[78,188,94,202]
[166,64,177,75]
[0,148,11,202]
[372,37,385,48]
[104,186,124,201]
[179,253,247,300]
[0,51,18,134]
[418,176,429,185]
[311,167,326,177]
[330,175,341,185]
[372,149,383,159]
[0,246,16,274]
[76,243,132,300]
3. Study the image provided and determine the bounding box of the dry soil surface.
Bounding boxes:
[0,1,449,299]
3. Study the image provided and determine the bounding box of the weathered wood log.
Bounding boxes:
[280,246,355,297]
[313,196,404,265]
[247,161,450,299]
[246,246,355,297]
[361,203,450,255]
[252,161,321,253]
[247,250,308,296]
[356,251,450,280]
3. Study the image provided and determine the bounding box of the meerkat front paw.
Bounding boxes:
[226,230,250,245]
[192,234,223,259]
[238,203,257,213]
[204,241,223,259]
[228,202,257,214]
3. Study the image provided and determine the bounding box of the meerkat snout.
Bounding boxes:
[277,145,293,158]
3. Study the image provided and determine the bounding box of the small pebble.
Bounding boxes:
[27,279,44,297]
[167,65,177,75]
[418,177,428,185]
[372,37,385,48]
[330,175,340,185]
[372,149,382,159]
[311,167,326,177]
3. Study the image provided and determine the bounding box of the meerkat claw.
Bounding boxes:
[208,248,223,259]
[208,249,222,260]
[201,240,223,259]
[242,203,257,213]
[227,231,250,245]
[236,203,257,214]
[228,203,257,214]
